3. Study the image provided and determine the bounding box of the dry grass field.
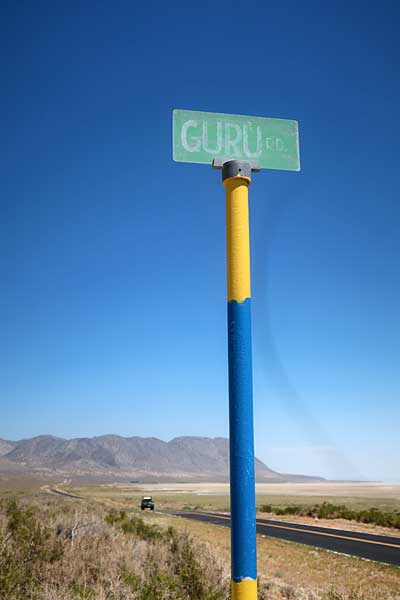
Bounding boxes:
[1,481,399,599]
[70,481,400,535]
[71,481,400,505]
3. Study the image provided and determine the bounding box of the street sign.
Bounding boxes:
[173,108,301,600]
[173,109,300,171]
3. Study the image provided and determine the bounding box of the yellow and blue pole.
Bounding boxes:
[221,160,258,599]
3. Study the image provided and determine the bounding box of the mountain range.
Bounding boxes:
[0,435,324,483]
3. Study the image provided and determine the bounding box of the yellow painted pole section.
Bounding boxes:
[231,579,258,599]
[224,176,251,303]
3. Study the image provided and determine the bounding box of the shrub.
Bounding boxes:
[109,511,227,600]
[106,511,164,541]
[0,498,63,599]
[256,501,400,530]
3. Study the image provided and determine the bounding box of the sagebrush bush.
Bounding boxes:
[107,509,227,599]
[0,499,229,600]
[0,498,63,599]
[106,510,165,541]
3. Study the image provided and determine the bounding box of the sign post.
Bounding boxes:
[222,159,258,599]
[173,109,300,600]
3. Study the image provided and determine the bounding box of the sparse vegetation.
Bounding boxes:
[258,502,400,530]
[0,497,228,599]
[0,490,399,599]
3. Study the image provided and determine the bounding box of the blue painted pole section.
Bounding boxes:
[228,298,257,582]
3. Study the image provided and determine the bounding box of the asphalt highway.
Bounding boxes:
[166,510,400,567]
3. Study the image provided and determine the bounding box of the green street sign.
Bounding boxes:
[173,109,300,171]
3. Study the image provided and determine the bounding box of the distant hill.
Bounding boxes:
[0,439,16,456]
[0,435,325,483]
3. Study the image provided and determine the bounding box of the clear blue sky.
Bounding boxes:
[1,2,399,481]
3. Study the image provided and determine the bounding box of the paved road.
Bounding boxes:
[166,510,400,567]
